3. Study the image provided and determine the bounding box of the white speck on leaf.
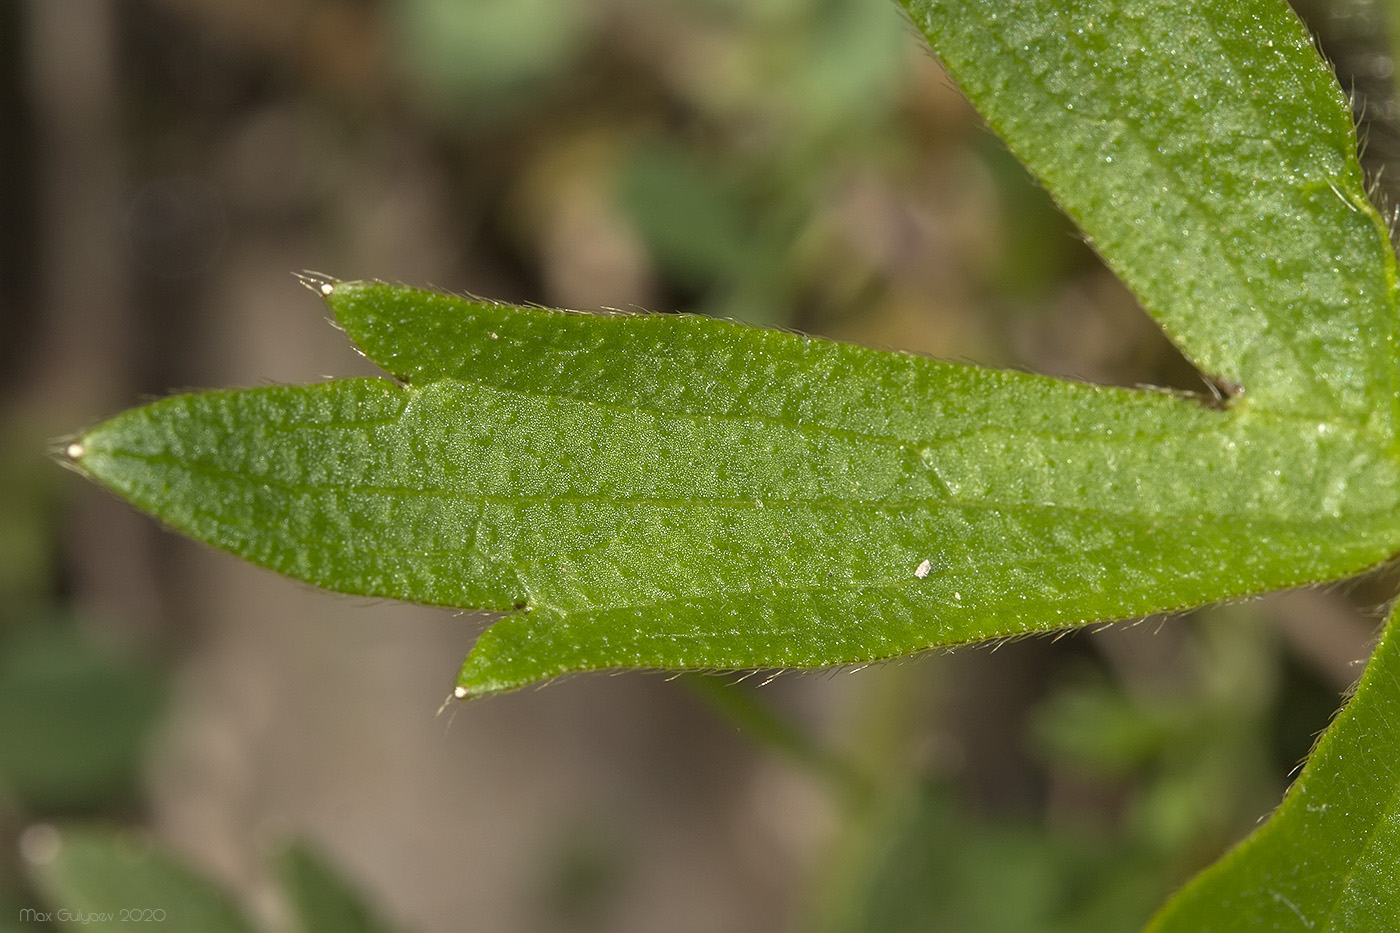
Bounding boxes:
[915,559,932,579]
[320,281,334,296]
[65,442,85,460]
[453,686,469,699]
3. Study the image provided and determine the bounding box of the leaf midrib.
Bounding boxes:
[97,445,1398,526]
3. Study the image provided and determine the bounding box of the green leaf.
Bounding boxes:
[277,843,396,933]
[63,0,1400,698]
[900,0,1400,421]
[1146,603,1400,932]
[26,827,253,933]
[71,283,1400,697]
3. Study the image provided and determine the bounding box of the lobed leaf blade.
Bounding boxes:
[63,0,1400,696]
[70,289,1400,696]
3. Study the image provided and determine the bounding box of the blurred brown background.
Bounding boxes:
[2,0,1397,930]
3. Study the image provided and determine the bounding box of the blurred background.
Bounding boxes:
[3,0,1400,930]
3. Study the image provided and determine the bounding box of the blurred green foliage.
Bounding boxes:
[0,421,167,927]
[277,842,399,933]
[0,422,164,810]
[792,615,1306,933]
[0,618,163,812]
[817,784,1170,933]
[27,828,254,933]
[22,829,396,933]
[1031,615,1281,859]
[393,0,596,121]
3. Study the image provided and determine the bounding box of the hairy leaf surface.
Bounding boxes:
[75,284,1400,695]
[67,0,1400,698]
[901,0,1400,421]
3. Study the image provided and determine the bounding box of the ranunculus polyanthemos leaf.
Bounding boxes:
[70,0,1400,698]
[71,278,1399,697]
